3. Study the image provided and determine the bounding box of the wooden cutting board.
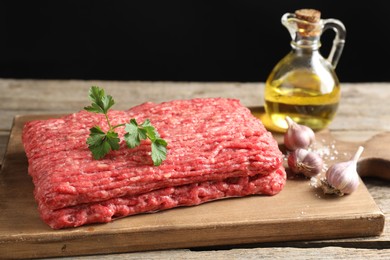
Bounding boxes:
[0,112,386,259]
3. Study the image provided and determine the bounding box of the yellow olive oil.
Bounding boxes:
[264,70,340,131]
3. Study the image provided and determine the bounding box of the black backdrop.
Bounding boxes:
[1,1,389,82]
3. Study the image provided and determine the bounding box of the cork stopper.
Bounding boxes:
[294,9,321,37]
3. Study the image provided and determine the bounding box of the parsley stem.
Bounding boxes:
[113,123,126,129]
[105,113,113,131]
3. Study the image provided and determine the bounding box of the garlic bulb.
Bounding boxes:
[321,146,364,196]
[284,116,315,151]
[288,148,323,177]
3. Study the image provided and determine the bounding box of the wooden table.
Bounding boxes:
[1,79,389,259]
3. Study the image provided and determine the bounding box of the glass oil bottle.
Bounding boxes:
[264,9,346,131]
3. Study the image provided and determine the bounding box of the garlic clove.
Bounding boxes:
[288,148,323,177]
[321,146,364,196]
[284,116,315,151]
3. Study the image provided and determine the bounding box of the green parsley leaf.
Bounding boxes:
[84,86,115,114]
[86,126,106,146]
[151,138,167,166]
[141,119,160,141]
[86,126,120,160]
[124,118,168,165]
[105,131,121,151]
[124,119,146,148]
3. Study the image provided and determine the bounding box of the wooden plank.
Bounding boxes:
[0,131,9,168]
[0,114,385,259]
[51,247,390,260]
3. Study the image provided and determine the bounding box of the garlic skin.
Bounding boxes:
[284,116,315,151]
[322,146,364,196]
[288,148,323,177]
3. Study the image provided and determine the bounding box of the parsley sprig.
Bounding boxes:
[84,86,167,166]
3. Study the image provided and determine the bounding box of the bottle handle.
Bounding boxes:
[322,19,346,68]
[281,13,297,41]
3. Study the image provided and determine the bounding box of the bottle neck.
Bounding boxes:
[290,37,321,52]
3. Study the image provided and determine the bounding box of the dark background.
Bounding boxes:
[1,1,389,82]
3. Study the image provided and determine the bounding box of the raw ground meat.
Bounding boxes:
[22,98,286,229]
